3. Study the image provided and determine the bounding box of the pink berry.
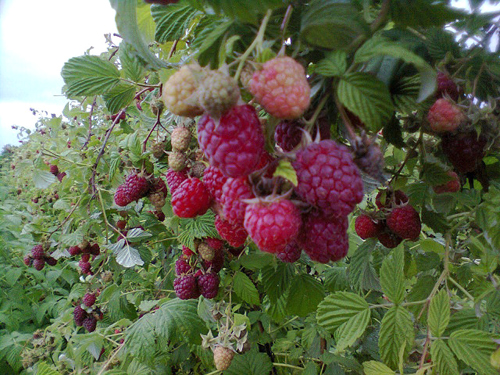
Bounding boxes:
[427,98,464,133]
[215,216,248,248]
[221,177,255,225]
[203,166,228,204]
[172,178,212,218]
[386,205,421,241]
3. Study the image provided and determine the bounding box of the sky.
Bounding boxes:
[0,1,498,149]
[0,0,117,148]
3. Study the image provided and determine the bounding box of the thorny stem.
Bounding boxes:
[234,10,273,81]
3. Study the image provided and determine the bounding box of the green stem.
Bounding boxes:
[273,363,304,371]
[305,95,329,131]
[269,316,299,333]
[448,276,475,302]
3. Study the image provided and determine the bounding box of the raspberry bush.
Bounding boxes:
[1,1,500,374]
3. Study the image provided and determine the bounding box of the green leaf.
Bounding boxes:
[362,361,395,375]
[390,0,465,28]
[110,0,169,70]
[323,266,349,292]
[317,292,371,351]
[379,306,414,369]
[354,37,436,102]
[152,3,200,43]
[206,0,284,24]
[61,55,120,97]
[233,271,260,306]
[261,263,294,303]
[273,159,298,186]
[348,239,381,291]
[448,329,498,375]
[286,274,325,317]
[124,313,156,359]
[425,28,461,61]
[380,247,405,305]
[300,0,370,50]
[225,349,273,375]
[36,362,63,375]
[421,161,452,186]
[119,42,146,82]
[315,51,347,78]
[126,227,153,242]
[195,19,234,67]
[337,72,394,132]
[110,239,144,268]
[178,211,218,250]
[103,83,136,114]
[33,170,57,189]
[430,339,458,375]
[428,289,450,337]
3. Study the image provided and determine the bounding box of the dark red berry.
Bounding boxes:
[31,245,45,260]
[441,131,487,173]
[90,244,100,256]
[83,317,97,332]
[276,242,302,263]
[175,258,192,275]
[205,238,224,251]
[68,246,82,256]
[387,205,421,241]
[45,257,57,266]
[83,293,96,307]
[355,215,384,239]
[79,260,91,274]
[204,249,225,273]
[50,164,59,175]
[117,220,127,230]
[23,255,32,266]
[33,258,45,270]
[436,72,460,101]
[174,275,200,300]
[375,190,408,209]
[81,254,91,262]
[275,120,304,151]
[197,273,219,299]
[377,230,403,248]
[182,246,194,257]
[74,305,87,326]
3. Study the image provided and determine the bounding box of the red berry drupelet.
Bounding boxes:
[276,242,302,263]
[68,246,82,256]
[33,259,45,271]
[203,166,228,204]
[221,177,255,225]
[114,173,150,206]
[441,131,487,173]
[175,258,192,275]
[355,215,384,239]
[377,230,403,248]
[197,273,220,299]
[215,216,248,248]
[172,178,212,218]
[165,168,188,194]
[83,293,96,307]
[174,275,200,300]
[293,140,364,217]
[197,104,265,177]
[387,205,421,241]
[244,199,302,253]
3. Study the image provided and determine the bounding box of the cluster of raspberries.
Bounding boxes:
[68,240,100,275]
[114,173,167,216]
[173,238,225,300]
[48,163,66,182]
[355,190,422,248]
[24,244,57,271]
[73,292,102,332]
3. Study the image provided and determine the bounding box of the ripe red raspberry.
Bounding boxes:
[117,220,127,230]
[375,189,408,209]
[79,260,92,274]
[433,171,461,194]
[427,98,464,133]
[50,164,59,175]
[198,69,240,119]
[203,166,228,204]
[215,216,248,248]
[293,140,363,217]
[355,215,384,239]
[197,105,265,177]
[83,316,97,332]
[57,172,66,182]
[174,275,200,300]
[23,255,32,266]
[175,258,192,275]
[171,127,191,152]
[45,257,57,266]
[33,259,45,270]
[244,199,301,254]
[249,56,310,119]
[436,72,460,101]
[161,64,203,117]
[213,346,235,371]
[441,131,487,173]
[275,120,304,151]
[114,173,150,206]
[276,242,302,263]
[90,244,100,256]
[81,254,91,262]
[74,305,87,326]
[197,273,220,299]
[172,178,212,218]
[165,168,188,194]
[387,205,421,240]
[182,245,194,257]
[205,238,224,251]
[377,230,402,248]
[221,177,255,225]
[68,246,82,256]
[114,185,130,206]
[31,245,45,260]
[301,211,349,263]
[83,293,96,307]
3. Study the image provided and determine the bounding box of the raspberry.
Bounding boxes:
[249,56,310,119]
[68,246,82,256]
[198,68,240,118]
[151,177,168,196]
[149,191,166,209]
[387,205,421,240]
[165,168,188,194]
[203,166,228,204]
[198,242,215,261]
[161,64,203,117]
[50,164,59,175]
[81,253,91,263]
[45,257,57,266]
[23,255,32,266]
[197,273,220,299]
[83,293,96,307]
[293,140,364,217]
[117,220,127,230]
[244,199,301,253]
[79,260,91,274]
[168,151,187,172]
[83,317,97,332]
[275,120,304,151]
[221,177,255,225]
[57,172,66,182]
[205,237,224,251]
[171,127,191,152]
[172,178,212,218]
[276,242,302,263]
[114,185,129,206]
[377,230,402,248]
[441,131,487,173]
[355,215,384,239]
[114,173,150,206]
[174,275,200,299]
[433,171,461,194]
[151,140,167,159]
[79,240,90,252]
[175,258,192,275]
[31,245,45,259]
[300,211,349,263]
[427,99,464,133]
[153,210,166,221]
[353,138,385,181]
[215,216,248,248]
[375,189,408,209]
[74,305,87,326]
[197,104,265,177]
[204,249,224,273]
[33,259,45,271]
[436,72,460,101]
[191,162,206,178]
[213,346,235,371]
[182,245,195,257]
